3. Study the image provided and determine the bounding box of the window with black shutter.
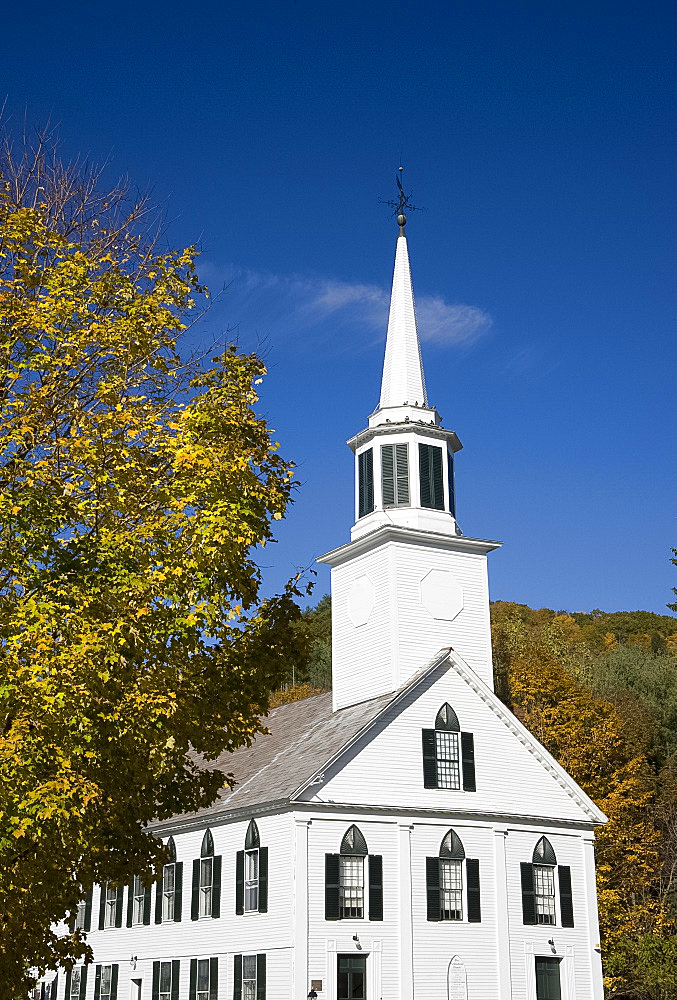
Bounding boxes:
[234,955,265,1000]
[419,442,444,510]
[426,830,480,923]
[381,443,409,507]
[325,825,382,921]
[192,828,221,919]
[190,957,218,1000]
[158,836,181,924]
[237,818,267,914]
[523,837,572,927]
[357,449,374,518]
[422,704,476,792]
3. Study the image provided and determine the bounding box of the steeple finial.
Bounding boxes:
[378,171,428,410]
[381,165,422,235]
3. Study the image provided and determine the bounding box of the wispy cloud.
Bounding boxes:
[200,263,492,351]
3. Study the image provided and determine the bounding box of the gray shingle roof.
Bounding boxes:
[175,688,396,824]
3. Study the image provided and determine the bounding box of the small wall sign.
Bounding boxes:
[448,956,468,1000]
[311,982,323,991]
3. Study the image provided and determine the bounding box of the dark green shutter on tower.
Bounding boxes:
[521,862,537,924]
[381,443,409,507]
[461,732,476,791]
[466,859,481,922]
[447,450,456,517]
[368,855,383,920]
[558,866,574,927]
[325,853,341,920]
[258,846,269,912]
[426,856,441,920]
[419,443,444,510]
[358,449,374,517]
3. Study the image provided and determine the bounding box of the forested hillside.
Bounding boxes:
[284,596,677,999]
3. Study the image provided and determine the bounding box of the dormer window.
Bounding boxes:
[381,443,409,507]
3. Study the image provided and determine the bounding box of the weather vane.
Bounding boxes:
[380,165,423,231]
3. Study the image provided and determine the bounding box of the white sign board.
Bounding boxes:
[448,956,468,1000]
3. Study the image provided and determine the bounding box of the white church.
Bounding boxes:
[42,206,606,1000]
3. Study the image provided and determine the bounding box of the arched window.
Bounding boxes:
[325,826,383,922]
[532,837,556,925]
[426,830,481,923]
[199,828,214,917]
[160,837,179,923]
[339,825,367,918]
[422,704,475,791]
[521,836,574,929]
[236,819,268,915]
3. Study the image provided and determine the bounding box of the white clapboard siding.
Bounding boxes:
[309,667,595,824]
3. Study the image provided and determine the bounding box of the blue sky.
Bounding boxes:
[2,0,675,615]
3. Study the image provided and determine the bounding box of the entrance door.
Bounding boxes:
[535,957,562,1000]
[337,955,366,999]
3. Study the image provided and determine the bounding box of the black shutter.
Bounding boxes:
[94,966,101,1000]
[447,450,456,517]
[110,966,118,1000]
[152,962,160,1000]
[191,858,200,920]
[143,883,152,925]
[422,729,437,788]
[426,857,441,921]
[419,443,431,507]
[171,960,180,1000]
[559,865,574,927]
[396,444,409,504]
[65,971,72,1000]
[368,855,383,921]
[212,855,222,918]
[358,449,374,518]
[235,850,245,914]
[210,958,218,1000]
[51,976,58,1000]
[256,954,266,1000]
[233,956,242,1000]
[174,862,183,922]
[259,846,268,913]
[68,910,75,934]
[84,887,92,932]
[521,862,537,925]
[115,885,124,927]
[98,885,106,930]
[79,967,88,1000]
[461,732,476,792]
[155,874,163,924]
[325,853,341,920]
[419,443,444,509]
[126,881,134,927]
[381,445,395,507]
[466,859,481,922]
[189,959,197,1000]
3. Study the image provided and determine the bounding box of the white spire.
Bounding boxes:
[379,231,428,409]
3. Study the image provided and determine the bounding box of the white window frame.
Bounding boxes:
[196,958,211,1000]
[244,848,259,913]
[435,729,461,789]
[242,955,257,1000]
[104,884,117,928]
[534,864,557,925]
[339,854,365,919]
[132,875,145,924]
[440,858,464,920]
[69,968,82,1000]
[199,856,213,917]
[162,862,176,921]
[100,965,113,1000]
[159,961,173,1000]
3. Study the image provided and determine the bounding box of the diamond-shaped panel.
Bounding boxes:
[420,569,464,621]
[347,574,376,627]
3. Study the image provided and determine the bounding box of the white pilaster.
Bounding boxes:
[397,823,414,1000]
[582,836,604,999]
[493,826,512,999]
[293,818,310,1000]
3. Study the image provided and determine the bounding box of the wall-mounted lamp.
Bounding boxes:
[547,938,556,954]
[307,991,318,1000]
[352,934,359,942]
[130,956,138,970]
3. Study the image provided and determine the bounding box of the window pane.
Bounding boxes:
[435,731,461,789]
[160,962,172,992]
[440,859,463,920]
[197,959,209,991]
[243,984,256,1000]
[339,856,364,918]
[200,857,213,916]
[164,865,175,892]
[243,955,257,979]
[534,865,556,925]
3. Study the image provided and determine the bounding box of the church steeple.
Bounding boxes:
[379,220,428,410]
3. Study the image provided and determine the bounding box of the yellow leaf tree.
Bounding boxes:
[0,137,308,996]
